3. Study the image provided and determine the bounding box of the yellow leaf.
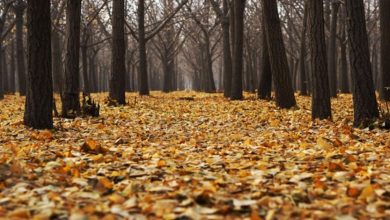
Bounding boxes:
[108,194,125,204]
[98,177,114,190]
[317,137,334,149]
[359,184,376,202]
[156,159,166,167]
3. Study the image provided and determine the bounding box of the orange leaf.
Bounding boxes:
[346,187,360,198]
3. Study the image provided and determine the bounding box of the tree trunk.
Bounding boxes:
[9,40,16,93]
[345,0,379,127]
[138,0,149,95]
[62,0,81,117]
[308,0,332,120]
[2,47,8,93]
[24,0,53,129]
[328,1,340,98]
[15,1,26,96]
[81,44,90,95]
[258,18,272,100]
[230,0,246,100]
[222,0,232,98]
[110,0,126,104]
[338,5,349,93]
[261,0,296,108]
[380,0,390,101]
[51,30,63,94]
[0,48,3,100]
[299,1,308,96]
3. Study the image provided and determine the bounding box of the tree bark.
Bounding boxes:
[51,30,63,94]
[328,1,340,98]
[230,0,246,100]
[258,18,272,100]
[222,0,232,98]
[9,40,16,93]
[339,6,350,94]
[299,0,308,96]
[261,0,296,108]
[62,0,81,117]
[380,0,390,101]
[24,0,53,129]
[15,1,26,96]
[138,0,149,95]
[110,0,126,104]
[345,0,379,127]
[308,0,332,120]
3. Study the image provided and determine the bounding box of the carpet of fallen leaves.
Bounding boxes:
[0,92,389,220]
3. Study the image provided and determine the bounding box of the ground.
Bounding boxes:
[0,92,389,220]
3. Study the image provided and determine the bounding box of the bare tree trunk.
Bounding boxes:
[299,1,308,96]
[258,18,272,100]
[380,0,390,101]
[230,0,246,100]
[52,30,63,94]
[222,0,232,98]
[261,0,296,108]
[138,0,149,95]
[328,1,340,97]
[9,40,16,93]
[62,0,81,117]
[15,1,26,96]
[24,0,53,129]
[308,0,332,120]
[339,5,350,93]
[345,0,379,127]
[110,0,126,104]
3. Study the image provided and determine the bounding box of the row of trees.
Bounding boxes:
[0,0,388,129]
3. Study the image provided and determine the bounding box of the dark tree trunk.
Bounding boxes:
[0,48,3,100]
[339,9,350,94]
[81,45,90,95]
[299,1,308,96]
[258,19,272,100]
[222,0,232,98]
[328,1,340,98]
[2,48,8,93]
[110,0,126,104]
[230,0,245,100]
[9,40,16,93]
[261,0,296,108]
[15,1,26,96]
[24,0,53,129]
[308,0,332,120]
[52,30,63,94]
[345,0,379,127]
[62,0,81,117]
[138,0,149,95]
[380,0,390,101]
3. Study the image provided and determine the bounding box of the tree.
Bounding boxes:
[62,0,82,117]
[345,0,379,127]
[258,17,272,100]
[133,0,188,95]
[14,0,26,96]
[298,0,308,96]
[230,0,246,100]
[24,0,53,129]
[210,0,232,98]
[327,0,340,98]
[380,0,390,101]
[109,0,126,104]
[261,0,296,108]
[308,0,332,120]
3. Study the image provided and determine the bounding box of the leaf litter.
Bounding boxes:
[0,92,389,219]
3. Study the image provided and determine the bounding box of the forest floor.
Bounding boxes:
[0,92,389,220]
